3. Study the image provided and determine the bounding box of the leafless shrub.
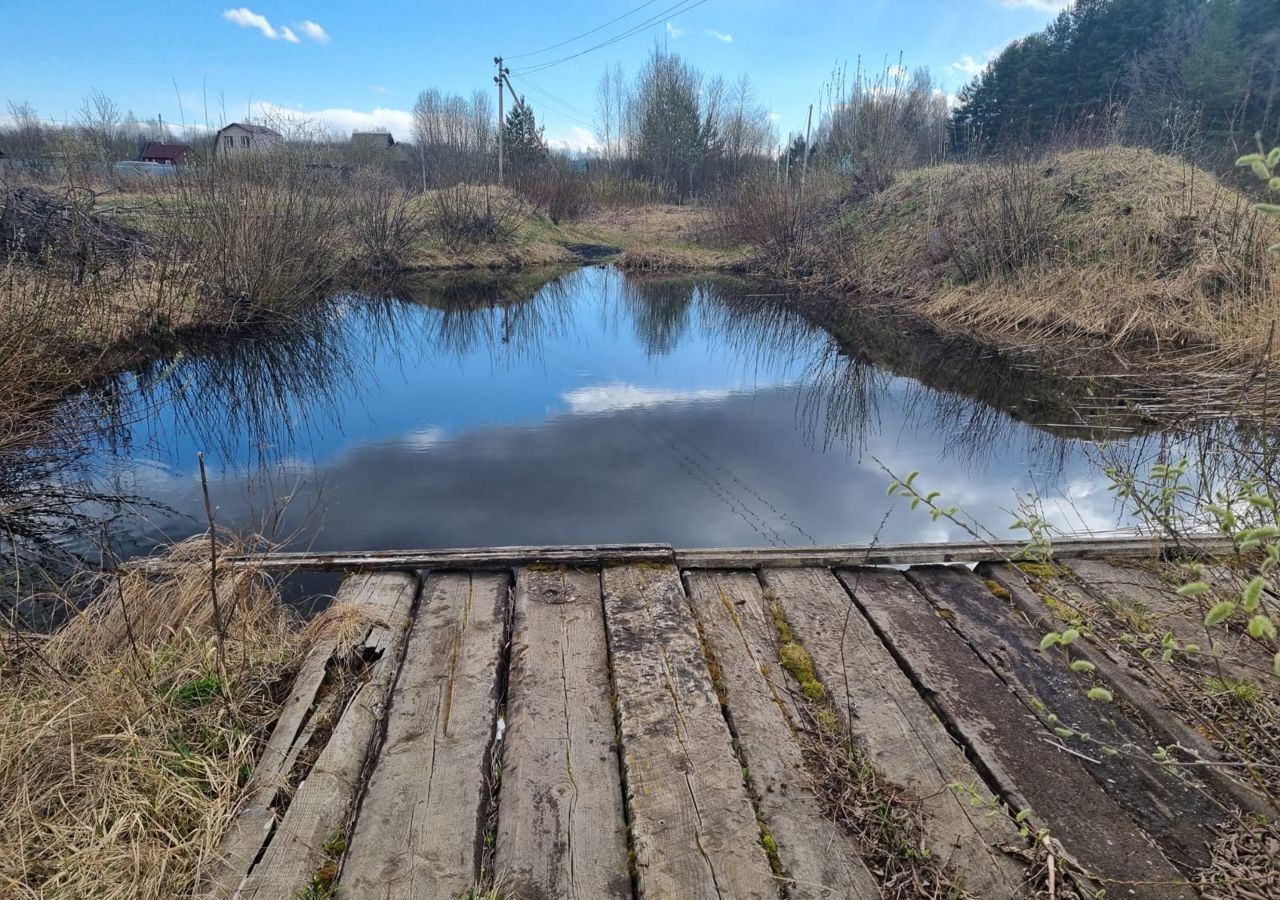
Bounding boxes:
[512,164,592,225]
[345,168,430,273]
[948,157,1056,282]
[712,174,808,261]
[156,154,348,317]
[1,185,153,280]
[428,184,526,250]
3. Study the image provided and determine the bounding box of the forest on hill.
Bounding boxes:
[951,0,1280,164]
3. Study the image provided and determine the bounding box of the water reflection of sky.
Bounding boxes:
[88,266,1128,555]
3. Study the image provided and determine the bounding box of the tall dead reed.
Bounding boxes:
[0,535,302,900]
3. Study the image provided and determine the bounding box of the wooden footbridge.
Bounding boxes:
[201,537,1269,900]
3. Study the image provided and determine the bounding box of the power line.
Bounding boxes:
[512,0,711,76]
[508,73,599,128]
[505,0,662,61]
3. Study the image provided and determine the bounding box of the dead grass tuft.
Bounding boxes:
[1200,819,1280,899]
[0,534,310,900]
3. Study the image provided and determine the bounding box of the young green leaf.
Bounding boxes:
[1086,687,1113,702]
[1177,581,1211,598]
[1204,600,1236,626]
[1274,652,1280,677]
[1068,659,1096,673]
[1039,632,1062,650]
[1053,727,1074,739]
[1237,153,1265,166]
[1060,627,1080,645]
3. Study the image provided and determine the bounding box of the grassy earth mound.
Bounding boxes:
[835,146,1280,361]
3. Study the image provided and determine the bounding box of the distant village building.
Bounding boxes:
[139,142,192,165]
[215,123,282,157]
[351,131,395,148]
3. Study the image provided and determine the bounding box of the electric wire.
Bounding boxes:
[512,0,711,76]
[505,0,663,61]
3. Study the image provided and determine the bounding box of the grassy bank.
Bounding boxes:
[809,147,1280,363]
[0,536,364,899]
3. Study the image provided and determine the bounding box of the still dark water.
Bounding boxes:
[85,265,1131,558]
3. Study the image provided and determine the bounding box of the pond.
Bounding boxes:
[80,265,1145,561]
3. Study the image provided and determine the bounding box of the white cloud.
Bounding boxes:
[546,126,601,154]
[223,7,280,39]
[706,29,733,43]
[951,54,986,76]
[222,9,328,44]
[297,20,330,43]
[254,101,415,141]
[768,112,780,121]
[370,84,391,96]
[563,383,734,415]
[665,21,687,38]
[403,427,448,452]
[886,64,907,80]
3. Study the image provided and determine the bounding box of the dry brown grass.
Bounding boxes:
[835,147,1280,362]
[587,204,750,272]
[0,535,331,900]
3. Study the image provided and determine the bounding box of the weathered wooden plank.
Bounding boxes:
[677,535,1233,570]
[339,571,511,900]
[980,562,1274,817]
[128,535,1233,574]
[601,563,777,900]
[131,544,674,573]
[204,639,334,897]
[340,573,509,896]
[841,567,1197,900]
[684,570,882,900]
[234,572,419,899]
[759,567,1025,900]
[494,567,630,900]
[905,565,1223,873]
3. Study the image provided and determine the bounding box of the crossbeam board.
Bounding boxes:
[127,535,1233,573]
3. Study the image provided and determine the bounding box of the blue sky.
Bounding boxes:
[0,0,1068,150]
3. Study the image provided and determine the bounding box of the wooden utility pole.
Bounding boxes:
[494,56,509,185]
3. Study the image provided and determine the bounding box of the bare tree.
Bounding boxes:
[1,100,49,159]
[75,88,126,163]
[412,87,494,188]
